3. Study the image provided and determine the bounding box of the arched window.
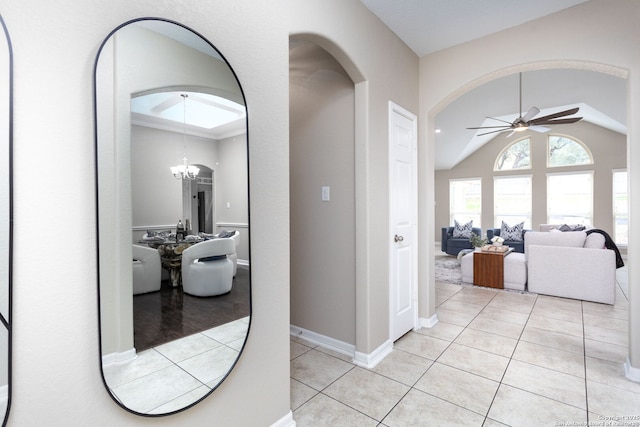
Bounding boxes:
[547,135,593,167]
[494,138,531,171]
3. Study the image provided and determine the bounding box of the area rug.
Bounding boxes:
[434,254,462,284]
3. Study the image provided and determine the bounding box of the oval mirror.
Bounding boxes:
[0,14,11,427]
[94,18,250,416]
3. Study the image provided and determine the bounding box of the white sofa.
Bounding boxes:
[460,230,616,304]
[132,244,162,295]
[525,231,616,304]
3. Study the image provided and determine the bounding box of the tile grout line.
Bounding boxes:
[429,289,503,423]
[481,291,537,425]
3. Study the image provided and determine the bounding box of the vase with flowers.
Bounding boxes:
[491,236,505,247]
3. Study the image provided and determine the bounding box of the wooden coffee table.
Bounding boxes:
[473,247,514,289]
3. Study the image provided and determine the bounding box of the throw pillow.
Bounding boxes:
[559,224,585,232]
[452,219,473,238]
[501,221,524,241]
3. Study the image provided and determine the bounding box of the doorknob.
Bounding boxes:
[394,234,404,242]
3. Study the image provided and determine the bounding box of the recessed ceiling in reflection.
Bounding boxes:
[132,91,246,130]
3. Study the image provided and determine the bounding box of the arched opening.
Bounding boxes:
[289,37,357,352]
[427,63,629,355]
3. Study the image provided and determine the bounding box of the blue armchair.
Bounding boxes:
[441,226,482,256]
[486,228,530,253]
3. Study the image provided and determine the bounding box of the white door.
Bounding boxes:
[389,102,417,341]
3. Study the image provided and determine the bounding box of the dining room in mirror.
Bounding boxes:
[94,18,250,416]
[0,13,12,427]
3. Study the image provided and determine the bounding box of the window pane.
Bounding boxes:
[547,172,593,226]
[548,135,592,167]
[613,170,628,245]
[494,176,532,229]
[449,179,481,226]
[495,138,530,171]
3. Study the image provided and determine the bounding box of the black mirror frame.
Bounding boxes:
[92,17,251,417]
[0,13,12,427]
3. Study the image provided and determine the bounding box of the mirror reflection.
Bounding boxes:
[0,14,11,427]
[95,19,250,416]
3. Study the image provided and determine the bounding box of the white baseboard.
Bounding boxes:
[353,339,393,369]
[270,410,296,427]
[420,314,439,328]
[624,357,640,383]
[101,348,137,367]
[289,325,394,369]
[290,325,355,358]
[237,259,250,267]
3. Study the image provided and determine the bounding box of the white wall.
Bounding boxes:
[131,125,219,230]
[419,0,640,377]
[215,133,250,262]
[215,134,249,226]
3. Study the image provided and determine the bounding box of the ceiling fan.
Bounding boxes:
[467,73,583,137]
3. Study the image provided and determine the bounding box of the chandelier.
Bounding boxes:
[170,94,200,180]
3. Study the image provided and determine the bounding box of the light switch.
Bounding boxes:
[322,186,330,202]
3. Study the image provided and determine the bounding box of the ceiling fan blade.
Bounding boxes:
[533,117,583,126]
[486,116,514,125]
[466,125,511,130]
[521,106,540,122]
[477,128,511,136]
[529,107,580,124]
[529,125,551,133]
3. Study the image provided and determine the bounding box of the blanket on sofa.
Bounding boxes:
[586,229,625,268]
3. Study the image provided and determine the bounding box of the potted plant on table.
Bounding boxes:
[469,232,487,248]
[459,232,487,260]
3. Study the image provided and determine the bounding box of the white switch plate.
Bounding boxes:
[322,186,330,201]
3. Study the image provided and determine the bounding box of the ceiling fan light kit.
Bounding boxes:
[467,73,583,137]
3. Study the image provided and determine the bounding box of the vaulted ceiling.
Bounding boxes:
[360,0,626,170]
[359,0,590,57]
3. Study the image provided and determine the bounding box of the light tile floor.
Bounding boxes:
[291,266,640,426]
[102,316,249,414]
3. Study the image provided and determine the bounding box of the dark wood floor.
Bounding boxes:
[133,266,251,351]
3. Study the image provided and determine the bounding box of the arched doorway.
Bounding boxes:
[423,62,636,381]
[289,38,358,351]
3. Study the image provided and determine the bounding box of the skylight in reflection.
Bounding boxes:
[131,91,246,130]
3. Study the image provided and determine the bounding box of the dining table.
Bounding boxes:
[138,235,205,287]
